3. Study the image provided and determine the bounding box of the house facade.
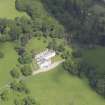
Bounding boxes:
[35,49,56,69]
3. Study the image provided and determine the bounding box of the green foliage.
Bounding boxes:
[61,50,71,59]
[10,80,29,93]
[14,99,22,105]
[14,96,37,105]
[47,38,65,53]
[47,39,57,50]
[15,0,65,39]
[0,90,9,101]
[1,0,105,103]
[43,0,105,45]
[63,58,80,75]
[72,48,82,58]
[21,64,32,76]
[10,67,21,79]
[22,96,36,105]
[18,52,32,64]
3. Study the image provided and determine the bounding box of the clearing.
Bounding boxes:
[0,0,28,19]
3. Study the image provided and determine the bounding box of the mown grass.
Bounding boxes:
[25,66,105,105]
[0,0,28,19]
[26,37,48,53]
[1,66,105,105]
[0,42,18,87]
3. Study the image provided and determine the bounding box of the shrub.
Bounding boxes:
[0,90,9,101]
[10,80,30,94]
[21,64,32,76]
[10,68,20,79]
[18,52,32,64]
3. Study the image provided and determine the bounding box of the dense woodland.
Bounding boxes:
[43,0,105,46]
[0,0,105,100]
[42,0,105,97]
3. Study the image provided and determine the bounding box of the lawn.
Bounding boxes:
[82,46,105,73]
[1,66,105,105]
[25,66,105,105]
[0,42,18,87]
[0,0,28,19]
[26,37,49,53]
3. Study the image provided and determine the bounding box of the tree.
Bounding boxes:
[14,96,36,105]
[47,39,58,50]
[10,80,30,94]
[17,47,25,56]
[31,49,37,58]
[61,50,71,59]
[21,64,32,76]
[22,96,36,105]
[18,52,32,64]
[0,90,9,101]
[57,44,65,52]
[10,68,20,79]
[14,99,21,105]
[34,31,43,37]
[63,57,80,75]
[72,48,81,58]
[9,24,22,40]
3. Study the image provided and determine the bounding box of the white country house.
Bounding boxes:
[35,49,56,69]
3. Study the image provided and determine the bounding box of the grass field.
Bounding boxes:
[1,66,105,105]
[0,0,28,19]
[25,66,105,105]
[0,42,18,87]
[82,46,105,73]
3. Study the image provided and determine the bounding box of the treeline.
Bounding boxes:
[42,0,105,46]
[62,48,105,97]
[41,0,105,97]
[15,0,65,39]
[0,0,65,46]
